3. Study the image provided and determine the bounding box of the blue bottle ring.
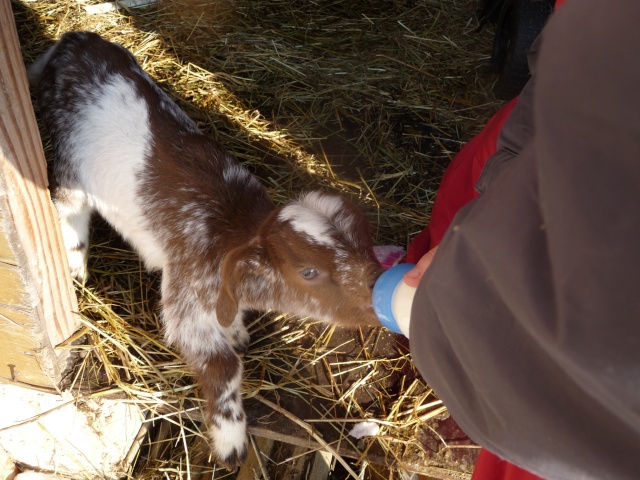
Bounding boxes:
[372,263,415,335]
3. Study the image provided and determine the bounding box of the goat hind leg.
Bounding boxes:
[53,186,92,281]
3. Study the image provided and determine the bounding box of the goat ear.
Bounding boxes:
[216,243,270,328]
[216,285,238,328]
[216,249,242,328]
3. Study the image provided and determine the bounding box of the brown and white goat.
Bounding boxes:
[29,31,382,468]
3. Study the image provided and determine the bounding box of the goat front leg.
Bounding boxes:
[189,346,247,469]
[162,278,247,469]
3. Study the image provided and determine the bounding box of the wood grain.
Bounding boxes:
[0,0,79,387]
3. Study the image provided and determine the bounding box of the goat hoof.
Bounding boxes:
[217,443,247,471]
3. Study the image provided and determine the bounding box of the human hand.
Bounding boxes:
[403,245,439,288]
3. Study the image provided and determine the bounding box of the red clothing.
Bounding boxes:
[472,450,542,480]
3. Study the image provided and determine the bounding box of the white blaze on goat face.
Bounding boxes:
[278,205,336,246]
[299,191,345,218]
[277,191,357,248]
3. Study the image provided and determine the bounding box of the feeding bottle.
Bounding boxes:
[372,263,416,338]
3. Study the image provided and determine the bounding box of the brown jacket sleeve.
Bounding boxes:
[409,2,640,479]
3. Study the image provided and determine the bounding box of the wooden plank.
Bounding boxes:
[308,450,332,480]
[0,305,61,386]
[0,213,16,264]
[0,0,80,388]
[0,261,26,306]
[0,338,48,385]
[236,435,274,480]
[277,445,312,480]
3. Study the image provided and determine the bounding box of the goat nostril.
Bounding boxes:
[368,279,377,290]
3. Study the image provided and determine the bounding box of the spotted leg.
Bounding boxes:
[162,275,248,469]
[195,347,247,469]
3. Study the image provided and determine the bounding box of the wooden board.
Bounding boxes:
[0,0,79,388]
[236,436,274,480]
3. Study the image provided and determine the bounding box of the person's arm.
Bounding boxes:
[409,2,640,479]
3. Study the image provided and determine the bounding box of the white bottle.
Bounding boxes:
[372,263,416,338]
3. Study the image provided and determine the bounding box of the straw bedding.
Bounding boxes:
[14,0,501,478]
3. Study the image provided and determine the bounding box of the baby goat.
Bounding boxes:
[29,31,382,468]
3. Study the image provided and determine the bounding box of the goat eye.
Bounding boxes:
[300,268,319,280]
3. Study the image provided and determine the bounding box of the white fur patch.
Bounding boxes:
[210,414,246,461]
[161,270,228,367]
[162,296,226,363]
[303,192,360,247]
[278,192,348,247]
[222,163,250,183]
[278,204,335,246]
[54,188,91,280]
[299,191,345,218]
[219,370,243,415]
[225,309,250,351]
[178,203,211,250]
[210,368,246,461]
[67,74,167,270]
[27,43,58,86]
